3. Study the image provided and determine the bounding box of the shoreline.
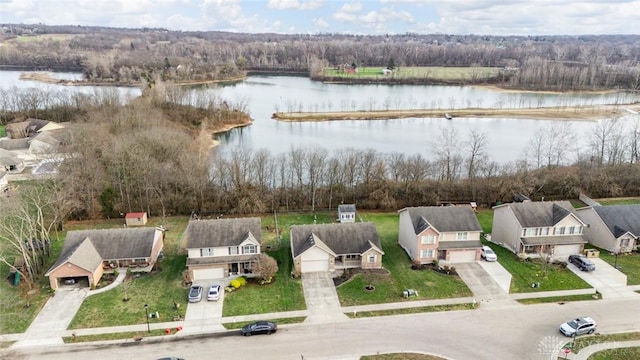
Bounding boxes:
[272,103,640,122]
[18,72,246,87]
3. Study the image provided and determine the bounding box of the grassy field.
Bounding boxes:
[572,332,640,352]
[0,125,5,137]
[361,353,447,360]
[337,213,472,306]
[517,293,600,304]
[323,66,502,81]
[587,347,640,359]
[8,34,76,43]
[63,329,168,343]
[594,197,640,205]
[345,303,475,318]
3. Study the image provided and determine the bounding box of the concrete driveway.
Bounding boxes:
[567,257,638,299]
[454,262,518,309]
[182,280,226,334]
[13,287,87,348]
[301,272,348,323]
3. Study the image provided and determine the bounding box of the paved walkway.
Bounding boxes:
[455,262,519,309]
[562,340,640,360]
[301,272,349,324]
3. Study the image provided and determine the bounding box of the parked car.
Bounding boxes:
[207,284,221,301]
[241,321,277,336]
[188,285,203,303]
[63,278,76,285]
[568,255,596,272]
[559,317,597,337]
[481,246,497,262]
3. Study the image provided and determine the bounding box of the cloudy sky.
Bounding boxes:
[1,0,639,35]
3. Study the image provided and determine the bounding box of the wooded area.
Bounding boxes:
[1,24,639,91]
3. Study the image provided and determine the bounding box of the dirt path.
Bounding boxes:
[273,103,640,122]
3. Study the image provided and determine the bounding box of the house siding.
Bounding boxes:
[577,207,634,253]
[360,249,383,269]
[416,228,439,264]
[48,262,103,290]
[398,210,419,261]
[491,205,523,253]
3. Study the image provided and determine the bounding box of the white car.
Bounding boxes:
[207,284,221,301]
[560,317,597,337]
[481,246,497,262]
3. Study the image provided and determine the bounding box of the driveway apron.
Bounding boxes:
[12,287,88,348]
[182,280,226,334]
[455,262,519,309]
[301,272,349,324]
[568,258,638,299]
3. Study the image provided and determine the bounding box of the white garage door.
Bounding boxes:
[554,244,582,257]
[192,267,224,280]
[448,250,478,263]
[301,260,329,273]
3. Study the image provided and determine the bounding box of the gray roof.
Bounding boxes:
[0,148,20,166]
[291,222,382,257]
[503,201,577,227]
[521,235,587,246]
[338,204,356,212]
[593,205,640,238]
[400,206,482,234]
[437,240,483,250]
[46,227,158,274]
[186,217,261,249]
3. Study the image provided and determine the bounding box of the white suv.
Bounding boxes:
[481,246,497,262]
[559,317,597,337]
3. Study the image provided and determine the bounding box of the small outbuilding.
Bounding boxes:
[125,212,148,226]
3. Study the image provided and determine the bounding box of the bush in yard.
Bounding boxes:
[238,276,247,286]
[230,279,241,289]
[252,253,278,282]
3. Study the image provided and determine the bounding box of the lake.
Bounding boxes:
[2,70,638,164]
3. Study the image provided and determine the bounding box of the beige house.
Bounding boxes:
[125,212,148,226]
[492,201,587,259]
[398,206,483,264]
[290,222,384,275]
[45,227,164,289]
[576,205,640,253]
[184,218,261,281]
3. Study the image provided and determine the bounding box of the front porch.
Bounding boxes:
[335,254,361,270]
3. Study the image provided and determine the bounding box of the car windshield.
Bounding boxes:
[190,287,199,296]
[486,249,495,254]
[567,320,579,329]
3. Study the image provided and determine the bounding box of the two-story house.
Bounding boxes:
[185,217,261,281]
[576,204,640,253]
[398,206,483,264]
[492,201,587,259]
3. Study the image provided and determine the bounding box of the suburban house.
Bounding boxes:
[5,118,64,139]
[398,206,483,264]
[45,227,164,290]
[290,222,384,274]
[491,201,587,259]
[338,204,357,223]
[576,204,640,253]
[28,129,69,154]
[184,217,261,281]
[125,212,148,226]
[0,148,25,173]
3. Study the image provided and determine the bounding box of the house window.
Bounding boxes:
[345,254,359,260]
[525,228,537,236]
[229,246,239,255]
[554,227,565,235]
[456,232,468,240]
[621,238,630,247]
[243,244,257,254]
[421,234,435,244]
[368,254,376,263]
[540,227,549,236]
[574,225,581,234]
[421,249,434,258]
[200,248,214,257]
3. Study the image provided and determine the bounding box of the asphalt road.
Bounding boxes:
[6,298,640,360]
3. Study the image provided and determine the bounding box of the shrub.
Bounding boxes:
[238,276,247,286]
[230,279,241,289]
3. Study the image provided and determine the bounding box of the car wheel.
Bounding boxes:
[589,329,594,334]
[267,331,272,335]
[246,332,252,336]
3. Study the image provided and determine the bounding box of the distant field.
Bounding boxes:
[323,66,502,81]
[0,126,5,138]
[8,34,76,43]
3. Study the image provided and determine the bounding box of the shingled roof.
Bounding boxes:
[338,204,356,212]
[290,222,382,258]
[504,201,578,227]
[400,206,482,235]
[46,227,159,275]
[185,217,261,249]
[593,204,640,238]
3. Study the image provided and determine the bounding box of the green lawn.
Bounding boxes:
[69,254,187,329]
[222,316,306,330]
[588,347,640,359]
[517,293,600,304]
[483,241,592,293]
[362,354,447,360]
[324,66,502,81]
[346,303,475,318]
[337,213,472,306]
[573,332,640,352]
[594,198,640,205]
[0,125,5,137]
[476,208,493,233]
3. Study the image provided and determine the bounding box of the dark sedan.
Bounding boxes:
[241,321,277,336]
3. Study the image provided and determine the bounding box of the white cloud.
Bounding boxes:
[312,17,329,28]
[340,2,362,13]
[267,0,323,10]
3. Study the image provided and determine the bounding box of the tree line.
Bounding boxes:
[1,25,639,91]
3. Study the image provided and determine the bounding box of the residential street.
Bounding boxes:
[6,297,640,360]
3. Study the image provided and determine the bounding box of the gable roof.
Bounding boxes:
[400,206,482,234]
[290,222,382,257]
[593,205,640,238]
[125,212,147,219]
[46,227,158,275]
[500,201,579,227]
[338,204,356,213]
[186,217,261,249]
[0,148,21,166]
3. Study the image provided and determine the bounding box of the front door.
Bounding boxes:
[230,263,239,275]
